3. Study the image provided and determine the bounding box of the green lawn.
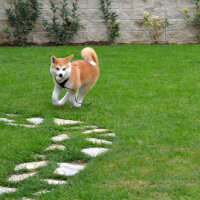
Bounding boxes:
[0,44,200,199]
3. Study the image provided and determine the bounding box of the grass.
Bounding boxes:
[0,44,200,199]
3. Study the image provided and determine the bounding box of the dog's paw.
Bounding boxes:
[70,102,81,108]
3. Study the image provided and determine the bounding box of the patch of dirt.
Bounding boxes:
[0,41,111,47]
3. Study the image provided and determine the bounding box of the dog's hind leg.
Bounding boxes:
[77,81,96,105]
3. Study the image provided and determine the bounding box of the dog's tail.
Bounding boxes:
[81,47,98,66]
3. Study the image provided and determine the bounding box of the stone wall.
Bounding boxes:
[0,0,199,44]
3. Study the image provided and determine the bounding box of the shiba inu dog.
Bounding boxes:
[50,47,99,107]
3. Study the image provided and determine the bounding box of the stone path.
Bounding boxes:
[0,113,115,198]
[0,186,16,195]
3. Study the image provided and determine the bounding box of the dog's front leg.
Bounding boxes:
[69,92,81,108]
[58,90,70,105]
[52,86,62,106]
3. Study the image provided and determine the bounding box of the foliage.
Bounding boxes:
[184,0,200,40]
[143,12,169,43]
[3,0,41,46]
[100,0,120,43]
[43,0,82,44]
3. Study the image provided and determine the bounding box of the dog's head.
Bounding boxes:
[50,55,74,80]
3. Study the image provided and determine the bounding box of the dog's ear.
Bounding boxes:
[65,55,74,63]
[51,56,57,64]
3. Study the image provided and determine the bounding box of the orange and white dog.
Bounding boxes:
[50,47,99,107]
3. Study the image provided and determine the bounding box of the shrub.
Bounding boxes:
[184,0,200,40]
[3,0,41,46]
[143,12,169,43]
[43,0,82,44]
[100,0,120,44]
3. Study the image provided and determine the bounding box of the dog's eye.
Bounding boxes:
[63,68,66,71]
[56,68,59,70]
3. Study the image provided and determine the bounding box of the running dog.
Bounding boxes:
[50,47,99,107]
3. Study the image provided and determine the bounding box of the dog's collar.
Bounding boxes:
[55,77,69,88]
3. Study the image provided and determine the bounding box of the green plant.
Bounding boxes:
[43,0,82,45]
[3,0,41,46]
[143,12,169,43]
[184,0,200,40]
[100,0,120,43]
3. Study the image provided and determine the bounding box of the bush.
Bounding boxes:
[143,12,169,43]
[184,0,200,40]
[43,0,82,44]
[100,0,120,44]
[3,0,41,46]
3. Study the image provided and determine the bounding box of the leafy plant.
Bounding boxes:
[3,0,41,46]
[100,0,120,43]
[43,0,82,44]
[143,12,169,43]
[184,0,200,40]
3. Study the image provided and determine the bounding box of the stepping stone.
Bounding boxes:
[0,118,15,123]
[0,186,16,195]
[100,133,116,137]
[33,154,46,160]
[22,198,36,200]
[81,147,109,157]
[86,138,112,145]
[26,117,44,125]
[83,129,108,134]
[51,134,69,142]
[43,179,66,185]
[45,144,66,151]
[6,113,20,117]
[70,125,97,130]
[8,172,37,182]
[6,123,36,128]
[54,163,85,176]
[15,161,48,171]
[54,118,82,125]
[34,190,50,195]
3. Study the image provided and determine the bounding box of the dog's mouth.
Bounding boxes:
[56,76,63,81]
[53,74,63,82]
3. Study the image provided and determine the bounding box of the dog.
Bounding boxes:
[50,47,99,107]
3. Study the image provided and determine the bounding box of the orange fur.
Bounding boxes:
[50,47,99,107]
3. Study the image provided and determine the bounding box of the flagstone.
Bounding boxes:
[86,138,112,145]
[6,123,36,128]
[51,134,69,142]
[45,144,66,151]
[0,118,15,123]
[8,172,37,182]
[6,113,20,117]
[0,186,16,195]
[100,133,116,137]
[34,190,50,195]
[20,124,37,128]
[33,154,46,160]
[70,125,98,130]
[26,117,44,125]
[81,147,109,157]
[54,163,85,176]
[15,161,48,171]
[83,129,108,134]
[43,179,67,185]
[54,118,82,125]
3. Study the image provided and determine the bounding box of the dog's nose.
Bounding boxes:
[59,73,63,77]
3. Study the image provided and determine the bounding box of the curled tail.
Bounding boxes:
[81,47,98,66]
